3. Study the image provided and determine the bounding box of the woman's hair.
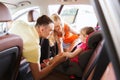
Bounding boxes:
[80,26,95,36]
[48,13,64,46]
[50,13,61,22]
[50,13,64,26]
[35,15,53,27]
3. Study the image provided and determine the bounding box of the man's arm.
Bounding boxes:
[29,54,66,80]
[29,62,55,80]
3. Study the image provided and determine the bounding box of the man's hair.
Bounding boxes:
[35,15,53,27]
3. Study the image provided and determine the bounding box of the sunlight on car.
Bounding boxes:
[12,7,40,21]
[48,5,97,32]
[48,5,61,15]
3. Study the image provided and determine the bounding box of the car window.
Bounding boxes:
[14,7,40,22]
[48,4,97,32]
[75,5,97,30]
[48,5,61,15]
[60,6,78,24]
[0,22,4,33]
[60,5,97,31]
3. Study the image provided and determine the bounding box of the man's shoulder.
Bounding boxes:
[8,20,35,36]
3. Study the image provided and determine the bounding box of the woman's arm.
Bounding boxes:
[56,37,64,53]
[65,23,79,35]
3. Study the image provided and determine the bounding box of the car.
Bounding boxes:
[0,0,119,80]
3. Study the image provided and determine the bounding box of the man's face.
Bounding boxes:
[40,23,54,39]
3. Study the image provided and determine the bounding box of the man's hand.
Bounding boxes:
[49,53,66,66]
[42,53,67,68]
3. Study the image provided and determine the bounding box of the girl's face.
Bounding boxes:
[80,31,87,43]
[54,20,63,33]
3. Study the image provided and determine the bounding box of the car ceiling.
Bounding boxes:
[0,0,91,9]
[0,0,91,16]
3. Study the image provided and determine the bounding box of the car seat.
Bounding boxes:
[78,31,103,78]
[0,2,23,80]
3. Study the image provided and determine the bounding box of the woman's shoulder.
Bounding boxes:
[63,23,70,31]
[64,23,69,28]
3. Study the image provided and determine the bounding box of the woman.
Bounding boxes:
[50,13,79,52]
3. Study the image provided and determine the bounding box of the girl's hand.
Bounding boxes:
[62,52,71,58]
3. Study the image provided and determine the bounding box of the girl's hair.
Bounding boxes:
[35,15,53,27]
[80,26,95,36]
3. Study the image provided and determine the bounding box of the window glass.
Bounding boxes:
[60,6,78,24]
[75,5,97,30]
[48,5,61,15]
[16,12,28,22]
[0,22,4,33]
[14,7,40,23]
[0,22,8,33]
[60,5,97,31]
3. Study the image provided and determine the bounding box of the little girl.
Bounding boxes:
[64,26,95,64]
[58,26,95,78]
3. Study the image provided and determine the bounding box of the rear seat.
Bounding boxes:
[86,41,118,80]
[78,31,103,72]
[82,40,105,80]
[86,41,109,80]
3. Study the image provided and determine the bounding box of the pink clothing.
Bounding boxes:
[70,42,88,64]
[77,42,88,50]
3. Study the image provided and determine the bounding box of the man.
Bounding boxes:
[9,15,66,80]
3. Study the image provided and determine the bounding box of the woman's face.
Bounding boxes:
[54,20,63,33]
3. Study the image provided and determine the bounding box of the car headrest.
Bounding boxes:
[87,31,103,49]
[0,2,12,22]
[28,10,39,22]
